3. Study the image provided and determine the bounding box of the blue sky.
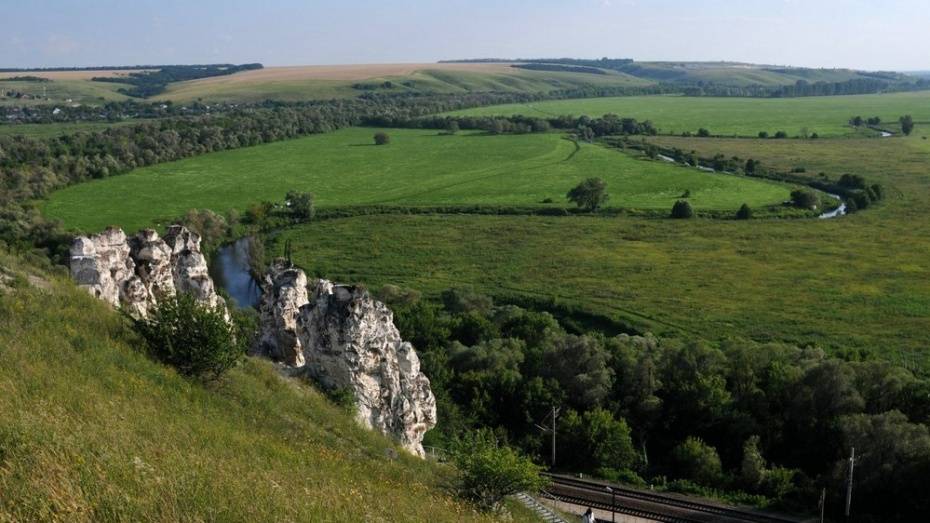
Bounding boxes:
[3,0,928,70]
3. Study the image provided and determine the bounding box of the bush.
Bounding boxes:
[671,437,723,486]
[758,131,769,139]
[448,429,548,511]
[567,177,609,212]
[670,200,694,219]
[697,128,711,137]
[736,203,752,220]
[133,293,245,379]
[774,131,788,139]
[374,132,391,145]
[285,190,315,221]
[790,189,819,210]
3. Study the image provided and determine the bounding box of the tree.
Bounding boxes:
[900,115,915,136]
[448,429,548,511]
[133,293,245,379]
[562,408,638,473]
[670,200,694,219]
[744,158,758,175]
[285,190,315,221]
[373,131,391,145]
[774,130,788,139]
[671,437,723,486]
[850,116,864,127]
[446,120,460,134]
[541,334,613,408]
[758,131,769,139]
[790,188,819,209]
[697,128,711,137]
[567,177,609,212]
[740,435,766,490]
[736,203,752,220]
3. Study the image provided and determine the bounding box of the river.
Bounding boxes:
[819,194,847,219]
[213,237,262,308]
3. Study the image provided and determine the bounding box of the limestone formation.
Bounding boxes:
[69,226,227,319]
[256,262,437,457]
[257,260,309,367]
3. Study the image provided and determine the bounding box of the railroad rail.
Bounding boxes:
[541,473,809,523]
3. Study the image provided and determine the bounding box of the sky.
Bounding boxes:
[3,0,928,71]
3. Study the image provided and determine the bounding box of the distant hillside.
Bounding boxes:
[0,251,531,522]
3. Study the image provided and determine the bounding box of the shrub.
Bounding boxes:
[758,131,769,139]
[790,189,819,210]
[671,437,723,486]
[285,190,315,221]
[736,203,752,220]
[374,132,391,145]
[697,128,711,137]
[681,189,691,198]
[670,200,694,219]
[567,177,609,212]
[774,131,788,139]
[133,293,245,379]
[448,429,548,511]
[900,115,915,136]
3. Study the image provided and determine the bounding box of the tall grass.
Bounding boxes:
[0,252,530,522]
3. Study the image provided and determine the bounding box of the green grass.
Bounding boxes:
[42,127,790,233]
[447,91,930,137]
[0,251,532,522]
[0,120,149,138]
[271,133,930,369]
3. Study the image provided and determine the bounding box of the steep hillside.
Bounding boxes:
[0,250,532,522]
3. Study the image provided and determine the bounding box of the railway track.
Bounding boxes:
[541,474,809,523]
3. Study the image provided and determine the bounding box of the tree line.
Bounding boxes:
[376,286,930,521]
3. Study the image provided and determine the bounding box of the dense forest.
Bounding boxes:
[379,287,930,521]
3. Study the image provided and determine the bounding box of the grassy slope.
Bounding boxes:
[158,67,653,103]
[0,252,531,522]
[273,133,930,367]
[42,128,789,233]
[447,91,930,137]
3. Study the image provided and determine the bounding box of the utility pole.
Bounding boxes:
[819,488,826,523]
[606,486,615,523]
[845,447,855,518]
[535,406,560,468]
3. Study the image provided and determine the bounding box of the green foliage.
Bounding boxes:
[541,334,613,408]
[448,429,548,511]
[900,114,915,136]
[562,408,638,472]
[736,203,752,220]
[740,436,766,490]
[789,188,819,209]
[133,293,245,380]
[670,199,694,218]
[671,437,724,486]
[285,190,315,221]
[566,177,609,212]
[374,131,391,145]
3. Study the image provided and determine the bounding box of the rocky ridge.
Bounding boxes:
[69,226,227,319]
[256,261,437,457]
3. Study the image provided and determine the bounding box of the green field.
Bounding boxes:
[269,132,930,368]
[43,128,790,233]
[447,91,930,137]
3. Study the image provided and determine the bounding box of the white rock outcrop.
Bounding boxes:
[256,261,437,457]
[69,226,227,319]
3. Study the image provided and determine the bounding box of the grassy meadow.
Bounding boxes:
[0,251,535,522]
[42,127,790,233]
[0,78,132,106]
[447,91,930,137]
[269,131,930,369]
